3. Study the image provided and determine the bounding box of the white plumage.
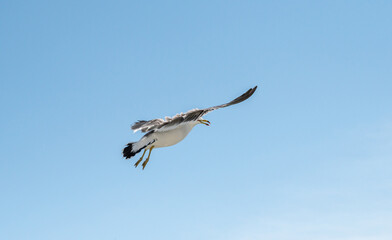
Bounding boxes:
[123,86,257,169]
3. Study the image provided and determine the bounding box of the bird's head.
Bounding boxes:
[198,119,210,126]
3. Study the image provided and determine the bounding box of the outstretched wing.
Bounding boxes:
[200,85,257,115]
[172,85,258,124]
[131,86,257,133]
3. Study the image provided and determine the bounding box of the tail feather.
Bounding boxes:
[123,142,143,159]
[123,139,156,159]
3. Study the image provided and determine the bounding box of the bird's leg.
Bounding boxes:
[134,148,147,168]
[142,146,154,170]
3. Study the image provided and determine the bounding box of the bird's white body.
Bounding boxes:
[144,122,198,149]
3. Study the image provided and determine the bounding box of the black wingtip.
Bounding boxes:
[247,85,257,97]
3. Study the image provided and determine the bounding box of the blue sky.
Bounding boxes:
[1,1,392,239]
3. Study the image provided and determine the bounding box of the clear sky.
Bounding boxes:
[1,1,392,239]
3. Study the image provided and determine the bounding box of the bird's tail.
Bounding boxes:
[123,142,140,159]
[123,138,156,159]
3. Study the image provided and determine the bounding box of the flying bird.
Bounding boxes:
[123,86,257,169]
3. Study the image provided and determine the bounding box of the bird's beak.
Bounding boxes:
[200,119,210,126]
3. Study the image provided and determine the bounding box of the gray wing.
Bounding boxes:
[131,86,257,133]
[203,86,257,113]
[182,85,258,121]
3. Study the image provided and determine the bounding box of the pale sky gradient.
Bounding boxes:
[1,1,392,240]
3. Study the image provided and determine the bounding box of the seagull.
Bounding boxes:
[123,86,257,169]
